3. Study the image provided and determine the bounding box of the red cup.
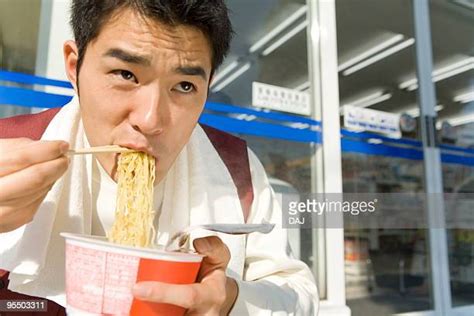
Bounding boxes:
[61,233,203,316]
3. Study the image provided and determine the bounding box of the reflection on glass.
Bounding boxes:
[430,0,474,307]
[336,0,433,314]
[342,155,432,314]
[242,135,315,267]
[209,0,308,107]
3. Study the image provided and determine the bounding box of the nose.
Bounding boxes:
[128,87,169,135]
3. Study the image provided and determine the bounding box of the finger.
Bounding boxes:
[193,236,231,274]
[0,140,69,177]
[0,156,69,201]
[133,282,200,308]
[194,236,231,264]
[133,281,219,309]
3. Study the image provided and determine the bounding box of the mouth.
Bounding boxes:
[116,142,155,157]
[108,144,156,181]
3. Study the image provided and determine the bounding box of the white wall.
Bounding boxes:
[35,0,73,83]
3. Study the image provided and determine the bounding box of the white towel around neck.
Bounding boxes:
[0,96,246,306]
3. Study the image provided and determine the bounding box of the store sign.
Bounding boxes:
[343,105,401,137]
[252,82,311,116]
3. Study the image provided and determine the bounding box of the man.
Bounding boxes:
[0,1,319,315]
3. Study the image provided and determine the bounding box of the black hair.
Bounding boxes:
[70,0,233,78]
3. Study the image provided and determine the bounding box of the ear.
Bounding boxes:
[63,40,79,93]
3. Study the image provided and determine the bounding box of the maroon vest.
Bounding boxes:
[0,108,253,315]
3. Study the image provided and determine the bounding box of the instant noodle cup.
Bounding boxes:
[61,233,203,316]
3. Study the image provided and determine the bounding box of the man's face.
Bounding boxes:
[65,9,212,182]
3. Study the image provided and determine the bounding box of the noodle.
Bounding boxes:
[109,152,156,247]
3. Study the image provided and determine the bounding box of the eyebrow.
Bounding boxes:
[103,48,208,80]
[103,48,151,66]
[175,66,208,81]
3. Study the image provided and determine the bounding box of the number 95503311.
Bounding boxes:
[0,299,48,312]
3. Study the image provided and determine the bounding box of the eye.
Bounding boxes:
[112,70,138,83]
[174,81,196,93]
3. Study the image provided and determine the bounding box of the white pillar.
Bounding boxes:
[413,0,451,314]
[308,0,350,314]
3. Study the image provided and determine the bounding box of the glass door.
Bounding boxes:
[205,0,325,299]
[335,0,435,314]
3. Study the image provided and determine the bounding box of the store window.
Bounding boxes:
[207,0,324,295]
[336,0,433,314]
[0,0,42,118]
[430,0,474,308]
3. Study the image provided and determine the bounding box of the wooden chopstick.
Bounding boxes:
[67,145,136,156]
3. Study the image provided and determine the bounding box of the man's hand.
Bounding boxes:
[132,236,239,316]
[0,138,70,233]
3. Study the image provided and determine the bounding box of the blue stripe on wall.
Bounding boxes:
[205,102,321,126]
[341,138,424,161]
[0,86,72,109]
[199,113,321,144]
[441,153,474,167]
[440,144,474,155]
[0,70,73,89]
[341,129,422,147]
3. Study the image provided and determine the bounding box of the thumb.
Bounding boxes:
[193,236,230,279]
